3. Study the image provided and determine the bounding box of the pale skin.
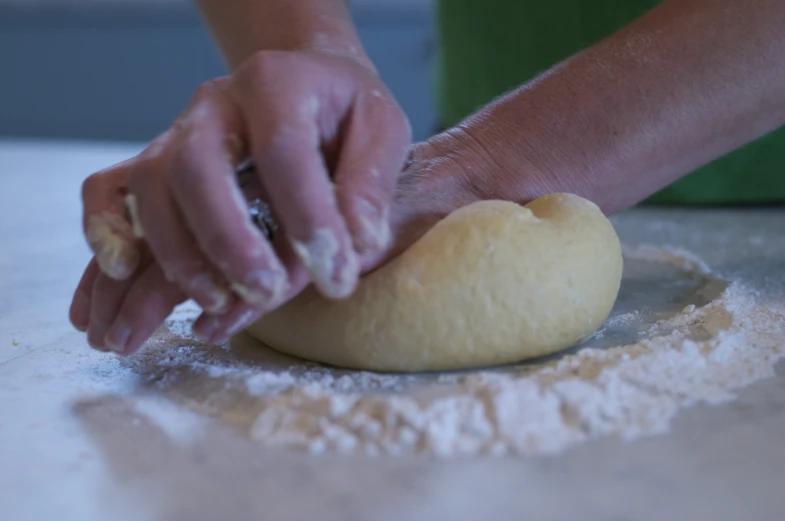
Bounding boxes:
[70,0,785,355]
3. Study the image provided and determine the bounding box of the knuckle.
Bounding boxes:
[237,53,272,91]
[184,79,231,123]
[128,146,170,191]
[251,127,300,166]
[384,104,411,138]
[364,95,411,145]
[81,161,131,202]
[367,88,406,125]
[398,112,413,142]
[142,131,174,162]
[193,77,227,101]
[126,160,150,192]
[80,173,101,201]
[248,50,284,77]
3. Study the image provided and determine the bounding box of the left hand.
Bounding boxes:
[69,138,486,355]
[70,133,496,355]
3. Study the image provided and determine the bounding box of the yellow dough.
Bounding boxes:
[246,193,623,372]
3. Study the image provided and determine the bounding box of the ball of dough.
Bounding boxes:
[247,193,623,372]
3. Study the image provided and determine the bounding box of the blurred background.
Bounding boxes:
[0,0,438,143]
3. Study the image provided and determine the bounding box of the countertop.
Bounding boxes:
[1,139,784,521]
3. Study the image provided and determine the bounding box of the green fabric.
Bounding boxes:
[434,0,785,205]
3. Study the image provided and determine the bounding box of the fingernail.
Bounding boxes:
[104,320,132,354]
[204,289,232,314]
[87,335,109,353]
[291,228,358,299]
[328,253,359,299]
[196,310,255,344]
[219,309,258,340]
[188,274,232,314]
[193,315,221,343]
[231,268,288,307]
[354,198,390,253]
[89,342,110,353]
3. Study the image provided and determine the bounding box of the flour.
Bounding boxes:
[124,244,785,458]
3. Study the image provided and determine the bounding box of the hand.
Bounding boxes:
[69,131,488,356]
[70,49,411,353]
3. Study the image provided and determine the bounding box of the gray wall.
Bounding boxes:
[0,2,437,143]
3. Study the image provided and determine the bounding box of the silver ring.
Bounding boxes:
[235,158,278,240]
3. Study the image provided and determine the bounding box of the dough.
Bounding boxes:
[247,193,623,372]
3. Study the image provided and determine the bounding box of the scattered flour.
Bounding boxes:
[124,245,785,458]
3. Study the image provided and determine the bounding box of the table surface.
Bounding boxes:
[1,139,784,521]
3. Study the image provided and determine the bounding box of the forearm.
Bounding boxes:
[448,0,785,213]
[194,0,370,70]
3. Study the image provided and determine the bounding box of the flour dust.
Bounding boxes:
[122,244,785,458]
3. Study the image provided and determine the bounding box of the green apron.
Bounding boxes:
[434,0,785,205]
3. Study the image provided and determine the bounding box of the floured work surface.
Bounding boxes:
[124,242,785,457]
[3,141,785,521]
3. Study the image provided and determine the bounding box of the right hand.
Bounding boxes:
[70,49,411,353]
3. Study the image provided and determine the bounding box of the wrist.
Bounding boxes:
[417,124,556,210]
[438,54,650,214]
[196,0,372,71]
[403,133,506,215]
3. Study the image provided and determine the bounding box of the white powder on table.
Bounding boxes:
[125,244,785,458]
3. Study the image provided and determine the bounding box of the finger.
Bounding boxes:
[104,263,187,356]
[237,76,359,299]
[334,88,411,255]
[192,233,312,342]
[128,143,235,315]
[87,263,145,352]
[167,82,289,309]
[271,228,312,296]
[192,303,261,344]
[70,258,100,332]
[81,160,142,280]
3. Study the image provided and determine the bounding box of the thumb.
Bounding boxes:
[81,158,142,280]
